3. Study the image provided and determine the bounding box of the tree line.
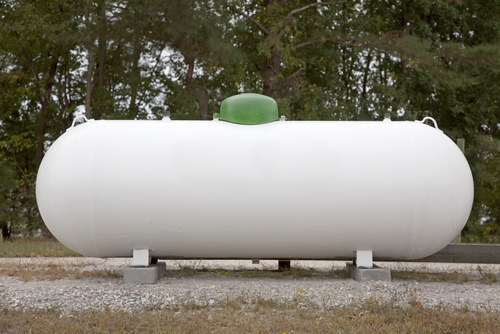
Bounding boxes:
[1,0,500,240]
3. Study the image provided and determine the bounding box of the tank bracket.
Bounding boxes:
[356,250,373,269]
[68,115,92,130]
[415,117,441,131]
[133,249,150,267]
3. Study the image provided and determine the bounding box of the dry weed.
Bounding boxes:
[0,262,120,281]
[1,297,499,333]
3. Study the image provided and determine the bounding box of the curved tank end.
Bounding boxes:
[36,121,100,257]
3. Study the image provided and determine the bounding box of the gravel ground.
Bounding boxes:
[1,258,500,313]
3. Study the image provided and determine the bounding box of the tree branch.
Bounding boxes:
[285,67,306,81]
[292,36,359,50]
[12,152,31,185]
[230,5,269,35]
[287,1,341,18]
[277,67,306,89]
[277,1,346,37]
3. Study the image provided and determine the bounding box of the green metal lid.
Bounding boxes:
[219,93,278,125]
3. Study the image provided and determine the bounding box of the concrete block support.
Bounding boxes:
[346,262,391,282]
[124,262,166,284]
[124,266,158,284]
[153,262,167,279]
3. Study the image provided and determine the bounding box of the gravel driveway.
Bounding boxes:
[1,258,499,313]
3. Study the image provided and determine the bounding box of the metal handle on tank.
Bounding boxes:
[69,115,90,130]
[415,117,440,130]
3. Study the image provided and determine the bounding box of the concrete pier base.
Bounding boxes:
[346,262,391,282]
[124,262,166,284]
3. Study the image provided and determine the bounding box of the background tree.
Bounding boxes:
[0,159,17,240]
[1,0,500,240]
[228,0,364,118]
[0,0,83,234]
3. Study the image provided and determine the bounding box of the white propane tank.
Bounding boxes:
[36,96,473,261]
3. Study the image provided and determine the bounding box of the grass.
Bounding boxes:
[4,262,499,284]
[0,262,121,281]
[390,264,500,284]
[234,267,351,279]
[3,258,497,284]
[462,234,500,243]
[1,238,500,284]
[168,261,500,283]
[391,270,472,283]
[171,267,352,279]
[0,238,81,257]
[1,241,500,332]
[1,297,500,333]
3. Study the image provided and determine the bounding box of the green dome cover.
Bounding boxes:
[219,93,278,124]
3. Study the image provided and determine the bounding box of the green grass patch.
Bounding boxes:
[0,238,81,257]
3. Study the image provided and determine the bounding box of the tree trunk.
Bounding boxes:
[129,35,142,119]
[96,1,107,119]
[197,92,209,120]
[84,5,93,119]
[35,122,47,170]
[183,41,209,120]
[36,56,59,169]
[262,50,281,98]
[362,51,373,119]
[85,49,94,119]
[2,225,11,241]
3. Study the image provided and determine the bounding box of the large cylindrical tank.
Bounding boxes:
[36,118,473,260]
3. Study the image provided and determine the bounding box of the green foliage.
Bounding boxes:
[0,160,17,225]
[1,0,500,239]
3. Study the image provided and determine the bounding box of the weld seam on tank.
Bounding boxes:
[409,124,419,258]
[90,121,101,256]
